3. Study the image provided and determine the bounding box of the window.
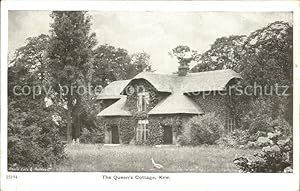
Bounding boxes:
[136,120,149,141]
[226,118,235,132]
[228,94,232,105]
[137,92,149,111]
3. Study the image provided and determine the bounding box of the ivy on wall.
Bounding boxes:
[124,79,162,115]
[119,118,135,144]
[99,116,135,144]
[187,93,230,124]
[145,116,185,145]
[99,80,194,145]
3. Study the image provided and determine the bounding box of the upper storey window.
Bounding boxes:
[137,92,149,112]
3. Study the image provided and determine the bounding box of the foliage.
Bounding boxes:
[8,100,66,169]
[132,116,184,145]
[234,129,293,173]
[183,113,224,145]
[92,45,152,87]
[176,135,190,146]
[133,119,163,145]
[240,21,293,88]
[190,21,293,126]
[8,41,66,169]
[79,128,104,144]
[9,34,50,83]
[133,111,148,120]
[170,45,199,69]
[191,35,246,72]
[217,116,291,149]
[119,118,135,144]
[47,11,97,141]
[125,79,161,117]
[216,129,259,148]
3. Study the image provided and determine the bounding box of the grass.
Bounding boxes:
[54,144,258,172]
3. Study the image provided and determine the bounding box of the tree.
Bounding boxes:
[240,21,292,88]
[170,45,198,68]
[238,21,293,125]
[8,41,66,168]
[191,35,246,72]
[92,44,131,87]
[9,34,50,86]
[189,21,293,126]
[128,52,152,77]
[92,45,152,87]
[47,11,97,142]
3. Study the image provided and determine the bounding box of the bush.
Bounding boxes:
[234,123,293,172]
[8,105,66,170]
[176,135,190,146]
[248,115,273,135]
[79,127,104,144]
[183,113,224,145]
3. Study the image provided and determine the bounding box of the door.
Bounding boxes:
[163,126,173,144]
[111,125,119,144]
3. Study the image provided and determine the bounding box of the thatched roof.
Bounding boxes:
[148,93,203,115]
[96,69,240,116]
[133,69,241,93]
[96,80,130,99]
[97,96,131,117]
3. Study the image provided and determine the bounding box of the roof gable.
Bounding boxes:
[96,69,241,116]
[148,94,203,115]
[132,69,241,94]
[97,96,131,117]
[181,69,241,93]
[96,80,130,100]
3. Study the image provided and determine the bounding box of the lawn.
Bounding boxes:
[54,144,258,172]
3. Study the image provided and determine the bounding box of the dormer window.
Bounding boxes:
[137,92,149,111]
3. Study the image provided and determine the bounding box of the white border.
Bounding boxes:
[1,1,300,191]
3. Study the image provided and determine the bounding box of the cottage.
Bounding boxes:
[97,66,241,145]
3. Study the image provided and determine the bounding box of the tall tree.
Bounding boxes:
[92,45,152,87]
[191,35,246,72]
[92,44,131,87]
[8,35,65,167]
[238,21,293,124]
[47,11,97,142]
[189,21,293,126]
[170,45,198,68]
[127,52,152,78]
[9,34,50,86]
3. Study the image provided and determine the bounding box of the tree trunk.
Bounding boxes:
[66,109,72,142]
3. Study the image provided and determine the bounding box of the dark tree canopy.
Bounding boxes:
[191,35,246,72]
[171,45,198,67]
[92,45,152,87]
[47,11,97,141]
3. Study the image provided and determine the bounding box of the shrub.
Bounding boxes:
[8,105,66,170]
[216,134,238,147]
[183,113,224,145]
[176,135,189,146]
[234,123,293,172]
[79,127,104,144]
[248,115,273,135]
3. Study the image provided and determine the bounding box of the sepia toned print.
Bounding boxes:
[7,11,293,173]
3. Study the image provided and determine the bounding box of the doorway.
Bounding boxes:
[163,125,173,144]
[111,125,119,144]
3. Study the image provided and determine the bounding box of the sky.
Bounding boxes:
[8,11,292,73]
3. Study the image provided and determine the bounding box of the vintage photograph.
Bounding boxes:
[7,10,293,173]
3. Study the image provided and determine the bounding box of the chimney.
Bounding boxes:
[178,64,189,76]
